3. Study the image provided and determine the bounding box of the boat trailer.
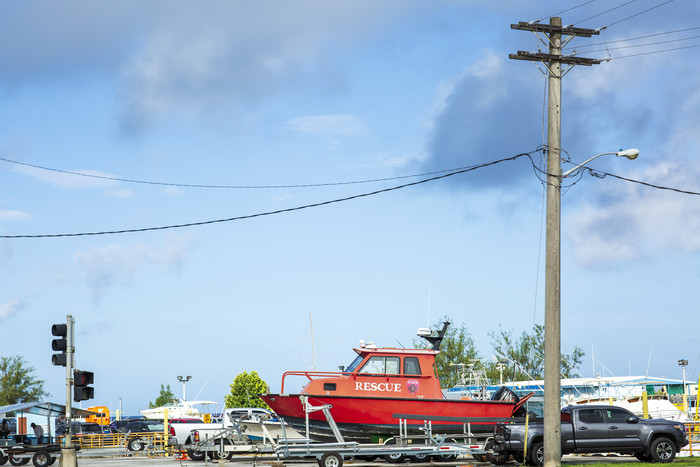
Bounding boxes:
[180,396,493,466]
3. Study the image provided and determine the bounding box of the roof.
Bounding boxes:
[0,402,94,418]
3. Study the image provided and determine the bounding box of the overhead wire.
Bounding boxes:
[0,155,480,190]
[564,27,700,50]
[0,151,540,238]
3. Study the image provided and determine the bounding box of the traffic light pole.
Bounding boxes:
[64,314,74,448]
[63,315,78,467]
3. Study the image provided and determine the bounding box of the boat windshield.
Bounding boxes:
[345,355,364,373]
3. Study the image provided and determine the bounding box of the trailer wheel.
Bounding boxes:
[408,453,430,462]
[127,437,145,451]
[9,455,29,466]
[318,452,343,467]
[31,452,51,467]
[433,453,457,462]
[470,454,486,463]
[383,452,406,463]
[184,436,206,462]
[512,452,524,463]
[528,441,544,467]
[485,439,508,465]
[0,453,8,465]
[650,437,676,463]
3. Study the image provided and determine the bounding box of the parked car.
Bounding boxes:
[55,422,103,436]
[125,420,164,433]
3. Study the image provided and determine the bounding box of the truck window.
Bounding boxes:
[578,408,604,424]
[404,357,421,375]
[605,408,631,423]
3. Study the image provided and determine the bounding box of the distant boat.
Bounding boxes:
[140,399,217,420]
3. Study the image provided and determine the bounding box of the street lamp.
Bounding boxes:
[562,148,639,177]
[177,375,192,401]
[679,360,688,413]
[543,147,638,466]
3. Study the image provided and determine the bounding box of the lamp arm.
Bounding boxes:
[562,152,616,178]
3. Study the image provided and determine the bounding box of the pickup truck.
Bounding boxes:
[491,404,688,466]
[168,407,271,460]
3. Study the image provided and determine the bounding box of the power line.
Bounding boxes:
[604,0,675,28]
[572,34,700,55]
[0,151,538,239]
[0,155,485,190]
[534,0,599,24]
[573,0,639,26]
[606,43,700,59]
[564,27,700,50]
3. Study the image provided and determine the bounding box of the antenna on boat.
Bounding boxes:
[421,321,450,350]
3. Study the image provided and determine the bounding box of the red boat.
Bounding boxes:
[261,323,532,441]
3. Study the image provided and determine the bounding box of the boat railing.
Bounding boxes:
[280,371,346,392]
[280,371,433,393]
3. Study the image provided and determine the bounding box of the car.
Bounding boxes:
[124,420,165,433]
[55,421,103,436]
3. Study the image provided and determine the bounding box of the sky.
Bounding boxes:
[1,0,700,416]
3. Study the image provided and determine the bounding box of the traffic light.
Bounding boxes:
[73,370,94,401]
[51,323,68,366]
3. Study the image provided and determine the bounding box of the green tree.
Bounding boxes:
[486,324,584,382]
[149,383,175,408]
[414,318,482,389]
[225,371,270,410]
[0,355,48,405]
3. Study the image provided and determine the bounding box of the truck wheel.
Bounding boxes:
[127,437,145,451]
[528,441,544,467]
[318,452,343,467]
[485,439,508,465]
[31,452,51,467]
[383,452,406,463]
[1,453,8,465]
[650,437,676,463]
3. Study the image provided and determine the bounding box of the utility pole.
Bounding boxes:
[510,17,601,467]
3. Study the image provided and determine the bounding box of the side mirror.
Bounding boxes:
[627,416,639,423]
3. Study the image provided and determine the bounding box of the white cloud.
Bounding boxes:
[15,165,119,190]
[567,160,700,267]
[287,114,369,140]
[0,210,33,221]
[74,236,193,298]
[0,298,24,321]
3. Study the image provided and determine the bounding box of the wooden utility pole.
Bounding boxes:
[510,17,601,467]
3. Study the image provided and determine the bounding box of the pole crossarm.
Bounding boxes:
[509,51,603,66]
[511,22,600,37]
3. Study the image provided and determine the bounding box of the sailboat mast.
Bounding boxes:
[310,311,317,371]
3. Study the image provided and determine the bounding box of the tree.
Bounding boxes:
[149,383,175,408]
[225,371,270,410]
[486,323,584,382]
[0,355,48,405]
[414,318,482,389]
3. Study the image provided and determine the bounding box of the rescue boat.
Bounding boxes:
[260,323,532,441]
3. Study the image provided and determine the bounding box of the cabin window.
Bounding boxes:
[359,356,400,375]
[578,408,604,424]
[346,355,364,373]
[403,357,421,375]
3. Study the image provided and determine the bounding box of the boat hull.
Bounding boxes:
[261,393,516,442]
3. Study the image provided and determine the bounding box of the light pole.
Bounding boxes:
[679,360,688,413]
[177,375,192,401]
[543,147,638,466]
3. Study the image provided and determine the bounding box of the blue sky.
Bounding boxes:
[2,0,699,415]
